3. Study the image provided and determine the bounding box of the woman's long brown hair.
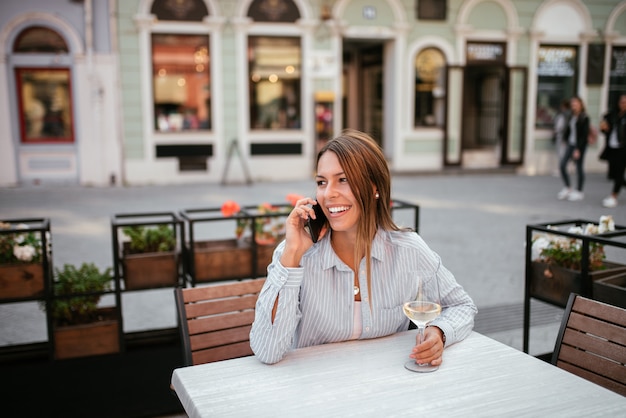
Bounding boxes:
[316,129,401,305]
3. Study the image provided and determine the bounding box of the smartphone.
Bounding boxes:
[306,202,327,243]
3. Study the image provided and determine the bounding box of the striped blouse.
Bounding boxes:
[250,229,477,364]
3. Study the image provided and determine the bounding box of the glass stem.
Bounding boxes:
[418,326,425,345]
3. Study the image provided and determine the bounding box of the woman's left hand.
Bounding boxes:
[409,326,444,366]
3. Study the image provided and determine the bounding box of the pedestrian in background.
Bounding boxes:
[599,93,626,208]
[557,96,590,201]
[552,99,570,176]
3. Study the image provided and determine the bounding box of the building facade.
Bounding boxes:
[1,0,625,186]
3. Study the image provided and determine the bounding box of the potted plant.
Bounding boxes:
[530,215,626,306]
[121,224,178,290]
[187,195,299,283]
[40,262,120,360]
[0,221,47,300]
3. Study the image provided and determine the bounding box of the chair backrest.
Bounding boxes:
[175,278,266,366]
[551,293,626,396]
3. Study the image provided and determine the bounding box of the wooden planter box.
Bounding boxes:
[122,251,178,290]
[593,273,626,309]
[530,261,626,306]
[0,262,44,300]
[54,308,120,360]
[193,238,277,282]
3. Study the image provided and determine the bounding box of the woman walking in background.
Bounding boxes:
[599,94,626,208]
[557,96,590,201]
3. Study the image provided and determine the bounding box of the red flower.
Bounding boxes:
[221,200,241,217]
[286,193,304,206]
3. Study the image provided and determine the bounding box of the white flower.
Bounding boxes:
[583,223,598,235]
[13,244,36,262]
[568,226,584,235]
[598,215,615,234]
[531,236,551,261]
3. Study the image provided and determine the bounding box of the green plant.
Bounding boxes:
[531,216,616,271]
[122,225,175,254]
[40,263,113,326]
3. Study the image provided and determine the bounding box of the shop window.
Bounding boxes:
[152,34,211,132]
[608,46,626,111]
[15,68,74,143]
[414,47,446,127]
[13,26,68,53]
[248,36,301,130]
[536,45,578,128]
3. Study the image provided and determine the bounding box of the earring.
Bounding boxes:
[375,192,380,199]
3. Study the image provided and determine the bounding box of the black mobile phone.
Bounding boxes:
[306,202,327,243]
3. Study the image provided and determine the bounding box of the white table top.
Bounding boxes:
[171,331,625,417]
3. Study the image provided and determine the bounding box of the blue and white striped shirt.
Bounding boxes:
[250,229,477,364]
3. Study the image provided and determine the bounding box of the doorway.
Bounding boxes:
[461,65,506,168]
[342,40,384,147]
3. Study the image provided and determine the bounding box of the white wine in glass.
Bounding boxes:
[403,264,442,372]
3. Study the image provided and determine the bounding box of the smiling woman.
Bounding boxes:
[249,129,477,365]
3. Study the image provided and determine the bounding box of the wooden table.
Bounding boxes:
[171,332,625,417]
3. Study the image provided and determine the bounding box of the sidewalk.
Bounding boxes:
[1,171,624,356]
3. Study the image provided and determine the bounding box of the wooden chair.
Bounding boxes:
[175,278,265,366]
[551,293,626,396]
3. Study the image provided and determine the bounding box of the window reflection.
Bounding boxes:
[17,68,73,143]
[414,48,446,127]
[152,34,211,132]
[536,45,577,128]
[248,36,301,130]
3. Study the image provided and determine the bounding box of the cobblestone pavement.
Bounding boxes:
[1,171,624,356]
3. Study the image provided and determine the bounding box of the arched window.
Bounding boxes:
[151,0,208,21]
[247,0,300,22]
[150,0,211,132]
[247,0,302,130]
[13,26,73,143]
[13,26,68,53]
[414,47,446,127]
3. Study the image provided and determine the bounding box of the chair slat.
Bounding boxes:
[567,311,626,346]
[561,327,626,364]
[188,310,255,335]
[192,341,253,365]
[183,278,265,303]
[185,294,258,318]
[559,344,626,383]
[557,361,626,396]
[190,325,252,351]
[572,297,626,327]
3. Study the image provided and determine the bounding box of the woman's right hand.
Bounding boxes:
[280,197,327,267]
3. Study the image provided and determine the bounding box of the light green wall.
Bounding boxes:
[342,0,394,27]
[118,0,143,159]
[467,1,508,31]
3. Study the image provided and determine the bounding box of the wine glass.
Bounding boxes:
[403,261,442,372]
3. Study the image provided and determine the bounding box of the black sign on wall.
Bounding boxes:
[587,43,605,85]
